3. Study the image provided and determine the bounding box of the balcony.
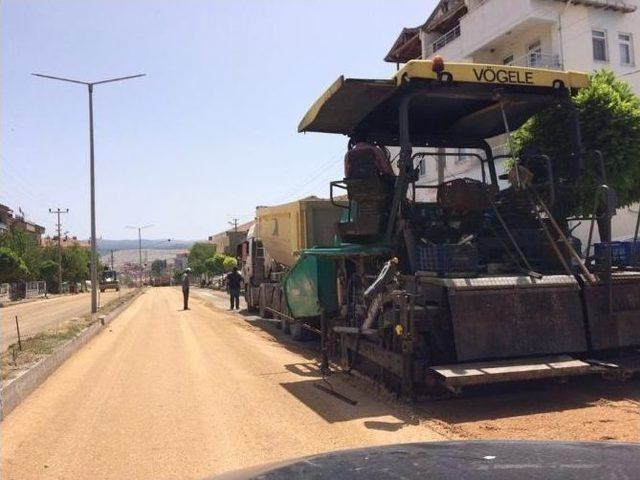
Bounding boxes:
[554,0,637,14]
[449,0,559,59]
[511,51,562,70]
[432,24,461,54]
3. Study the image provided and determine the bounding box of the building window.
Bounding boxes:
[527,40,542,67]
[619,33,634,65]
[592,29,608,62]
[503,54,514,65]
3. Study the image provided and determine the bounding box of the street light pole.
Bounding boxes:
[126,224,153,287]
[33,72,145,313]
[88,84,97,311]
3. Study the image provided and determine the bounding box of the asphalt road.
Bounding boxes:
[0,287,442,479]
[0,290,126,352]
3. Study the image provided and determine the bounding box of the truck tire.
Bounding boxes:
[244,286,253,312]
[258,285,273,319]
[280,292,290,334]
[291,322,310,341]
[272,286,283,328]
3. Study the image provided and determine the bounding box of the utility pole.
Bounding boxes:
[126,225,153,286]
[49,208,69,293]
[110,249,115,270]
[33,72,145,314]
[228,218,239,232]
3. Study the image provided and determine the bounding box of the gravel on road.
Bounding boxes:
[1,287,443,479]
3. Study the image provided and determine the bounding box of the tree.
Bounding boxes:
[39,259,59,292]
[513,70,640,215]
[61,246,90,282]
[187,243,217,275]
[204,254,225,277]
[0,247,29,283]
[0,228,33,257]
[151,259,167,277]
[223,256,238,272]
[0,229,42,280]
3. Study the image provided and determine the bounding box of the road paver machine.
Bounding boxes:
[288,59,640,397]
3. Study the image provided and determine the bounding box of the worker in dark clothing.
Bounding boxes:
[226,266,243,310]
[182,267,191,310]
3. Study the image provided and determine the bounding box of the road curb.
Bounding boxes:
[0,289,143,421]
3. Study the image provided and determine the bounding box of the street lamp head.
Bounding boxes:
[32,73,90,85]
[32,73,146,86]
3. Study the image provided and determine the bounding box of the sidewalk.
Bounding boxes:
[0,292,78,309]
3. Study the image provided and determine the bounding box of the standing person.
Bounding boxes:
[182,267,191,310]
[226,266,242,310]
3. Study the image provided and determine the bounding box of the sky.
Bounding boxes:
[1,0,433,240]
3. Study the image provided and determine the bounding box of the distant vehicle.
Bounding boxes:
[99,269,120,292]
[152,273,171,287]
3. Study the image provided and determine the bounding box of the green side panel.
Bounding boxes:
[317,256,338,314]
[283,254,337,319]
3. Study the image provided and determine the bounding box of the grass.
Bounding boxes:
[1,289,139,382]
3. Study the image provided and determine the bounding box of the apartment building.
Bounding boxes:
[207,220,254,256]
[385,0,639,243]
[387,0,639,93]
[0,203,46,244]
[42,235,91,249]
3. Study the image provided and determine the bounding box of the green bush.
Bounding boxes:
[188,242,217,275]
[513,70,640,215]
[39,259,59,291]
[222,256,238,272]
[0,247,29,283]
[151,259,167,277]
[204,254,225,276]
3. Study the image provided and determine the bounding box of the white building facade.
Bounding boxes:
[385,0,640,243]
[416,0,639,94]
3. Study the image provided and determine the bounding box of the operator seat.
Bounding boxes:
[338,143,395,242]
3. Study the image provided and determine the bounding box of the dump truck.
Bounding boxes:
[266,58,640,398]
[239,197,344,338]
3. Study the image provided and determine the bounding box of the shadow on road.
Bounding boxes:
[195,288,640,424]
[279,376,419,428]
[416,377,640,425]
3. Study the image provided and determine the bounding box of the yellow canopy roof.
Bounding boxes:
[299,60,589,141]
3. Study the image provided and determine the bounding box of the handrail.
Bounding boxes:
[412,151,488,185]
[431,24,461,53]
[511,52,562,70]
[493,154,556,206]
[329,181,350,210]
[586,185,613,259]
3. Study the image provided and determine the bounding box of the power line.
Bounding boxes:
[274,150,345,203]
